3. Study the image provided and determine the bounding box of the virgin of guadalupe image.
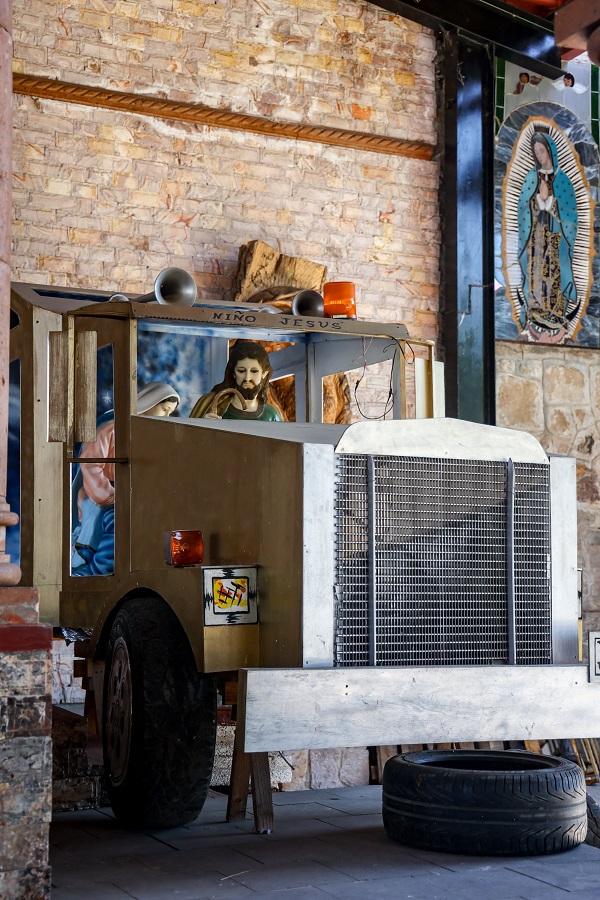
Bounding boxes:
[517,130,579,342]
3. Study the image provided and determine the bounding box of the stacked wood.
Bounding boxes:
[231,242,352,425]
[232,240,326,303]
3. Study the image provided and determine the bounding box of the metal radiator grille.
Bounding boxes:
[334,454,551,667]
[514,462,551,664]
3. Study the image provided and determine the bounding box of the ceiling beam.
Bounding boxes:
[554,0,600,66]
[372,0,564,78]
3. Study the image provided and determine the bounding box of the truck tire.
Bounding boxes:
[382,749,587,856]
[586,794,600,848]
[103,597,216,829]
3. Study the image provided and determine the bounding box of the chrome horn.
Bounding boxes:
[110,267,197,307]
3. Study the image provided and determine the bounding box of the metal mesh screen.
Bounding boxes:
[334,454,551,667]
[514,462,552,664]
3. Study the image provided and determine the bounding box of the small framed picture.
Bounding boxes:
[202,566,258,626]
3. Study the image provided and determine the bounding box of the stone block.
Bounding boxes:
[0,865,51,899]
[309,748,343,789]
[546,407,572,437]
[496,373,544,433]
[0,651,52,697]
[518,360,543,379]
[544,364,587,404]
[308,746,370,789]
[52,643,86,705]
[52,776,100,811]
[0,737,52,825]
[577,472,600,504]
[0,824,48,871]
[0,696,51,740]
[339,747,370,786]
[0,650,53,700]
[496,357,515,374]
[280,750,309,791]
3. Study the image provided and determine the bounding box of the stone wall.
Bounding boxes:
[496,340,600,637]
[0,589,52,898]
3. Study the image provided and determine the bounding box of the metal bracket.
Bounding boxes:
[589,632,600,683]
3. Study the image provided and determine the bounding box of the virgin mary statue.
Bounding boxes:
[517,130,579,339]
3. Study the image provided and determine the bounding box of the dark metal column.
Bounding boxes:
[442,35,497,424]
[371,0,564,426]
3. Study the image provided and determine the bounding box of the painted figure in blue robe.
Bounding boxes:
[517,131,579,341]
[72,383,180,577]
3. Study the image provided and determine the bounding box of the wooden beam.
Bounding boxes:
[13,73,436,161]
[240,665,600,752]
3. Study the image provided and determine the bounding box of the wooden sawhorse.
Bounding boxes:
[226,670,274,833]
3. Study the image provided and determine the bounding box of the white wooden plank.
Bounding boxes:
[302,443,334,667]
[242,665,599,752]
[414,357,431,419]
[550,456,579,663]
[432,360,445,418]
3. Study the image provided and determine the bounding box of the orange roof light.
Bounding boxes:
[165,530,204,567]
[323,281,357,320]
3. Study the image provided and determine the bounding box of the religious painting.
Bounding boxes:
[495,102,600,346]
[503,59,592,127]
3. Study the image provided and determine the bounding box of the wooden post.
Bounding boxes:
[226,669,274,832]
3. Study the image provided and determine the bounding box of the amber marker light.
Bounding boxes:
[165,530,204,567]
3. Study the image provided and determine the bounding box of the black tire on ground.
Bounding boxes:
[382,749,587,856]
[103,596,217,829]
[586,794,600,848]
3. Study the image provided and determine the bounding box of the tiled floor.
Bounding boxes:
[50,785,600,899]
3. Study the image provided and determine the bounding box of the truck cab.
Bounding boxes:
[11,285,442,825]
[9,278,581,829]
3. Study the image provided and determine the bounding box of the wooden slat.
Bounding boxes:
[224,681,239,706]
[74,329,97,442]
[583,738,600,780]
[73,658,86,679]
[375,745,398,781]
[227,726,251,822]
[227,670,274,830]
[570,738,585,772]
[48,330,68,442]
[73,640,90,658]
[250,753,274,834]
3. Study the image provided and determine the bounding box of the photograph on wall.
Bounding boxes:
[495,102,600,346]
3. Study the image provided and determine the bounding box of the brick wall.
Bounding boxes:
[11,0,440,416]
[496,341,600,639]
[12,0,437,145]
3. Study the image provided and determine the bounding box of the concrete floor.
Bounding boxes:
[50,784,600,899]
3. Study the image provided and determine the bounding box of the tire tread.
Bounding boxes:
[382,749,587,856]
